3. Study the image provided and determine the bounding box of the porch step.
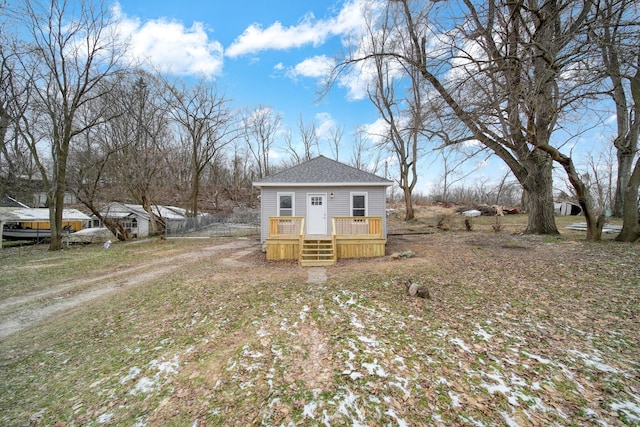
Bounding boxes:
[300,258,336,267]
[300,238,335,266]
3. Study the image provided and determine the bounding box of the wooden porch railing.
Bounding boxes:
[267,216,384,262]
[268,216,305,237]
[332,216,383,237]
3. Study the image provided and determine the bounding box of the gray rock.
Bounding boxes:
[408,283,419,296]
[416,286,431,299]
[399,250,416,258]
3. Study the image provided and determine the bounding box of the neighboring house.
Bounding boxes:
[0,207,91,243]
[98,202,189,238]
[252,155,393,266]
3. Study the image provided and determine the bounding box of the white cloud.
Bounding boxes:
[359,117,389,145]
[226,0,377,58]
[476,159,489,169]
[286,55,335,79]
[337,61,377,101]
[331,1,405,101]
[113,4,224,77]
[315,112,336,140]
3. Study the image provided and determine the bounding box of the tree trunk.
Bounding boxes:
[190,170,200,217]
[49,145,69,251]
[615,158,640,242]
[535,142,605,241]
[524,181,558,235]
[613,147,635,217]
[563,162,604,243]
[522,155,558,235]
[404,186,414,221]
[142,195,162,236]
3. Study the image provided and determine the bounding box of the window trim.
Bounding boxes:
[277,192,295,217]
[350,191,368,217]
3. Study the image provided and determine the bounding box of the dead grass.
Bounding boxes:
[0,209,638,426]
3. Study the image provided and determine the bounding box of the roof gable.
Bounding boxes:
[253,155,392,187]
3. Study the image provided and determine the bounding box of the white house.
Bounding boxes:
[252,156,393,266]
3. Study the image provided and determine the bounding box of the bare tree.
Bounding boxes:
[106,72,170,236]
[10,0,127,249]
[592,0,640,241]
[579,146,616,214]
[350,127,384,176]
[67,125,131,240]
[298,115,319,162]
[0,34,33,200]
[327,124,344,161]
[242,105,281,178]
[337,0,604,238]
[434,145,489,204]
[166,79,235,217]
[225,138,256,207]
[364,13,424,220]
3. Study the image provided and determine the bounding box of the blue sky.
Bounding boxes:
[109,0,614,199]
[113,1,386,168]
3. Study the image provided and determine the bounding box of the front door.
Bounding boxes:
[307,193,327,235]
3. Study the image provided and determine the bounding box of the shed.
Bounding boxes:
[98,202,189,238]
[252,155,393,266]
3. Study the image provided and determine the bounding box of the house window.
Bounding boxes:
[278,193,294,216]
[311,196,322,206]
[351,192,367,217]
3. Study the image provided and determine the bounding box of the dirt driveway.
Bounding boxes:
[0,238,261,340]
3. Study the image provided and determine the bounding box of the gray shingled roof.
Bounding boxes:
[253,155,392,187]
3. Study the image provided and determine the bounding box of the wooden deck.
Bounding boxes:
[265,216,386,266]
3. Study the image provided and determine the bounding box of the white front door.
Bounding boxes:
[307,193,327,235]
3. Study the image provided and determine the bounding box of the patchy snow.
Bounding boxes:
[500,411,520,427]
[450,337,472,352]
[474,324,494,341]
[302,401,317,419]
[350,313,365,329]
[347,371,364,380]
[610,394,640,422]
[150,355,180,376]
[335,388,366,425]
[481,371,512,398]
[333,290,359,308]
[130,376,156,395]
[362,359,388,377]
[389,376,411,397]
[358,335,379,347]
[299,305,310,322]
[120,367,142,384]
[448,391,461,408]
[521,350,552,364]
[96,413,114,424]
[385,407,409,427]
[568,349,621,373]
[89,275,638,426]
